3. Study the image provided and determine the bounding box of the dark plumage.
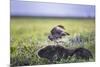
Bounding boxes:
[72,48,93,60]
[38,45,73,62]
[38,45,57,61]
[48,25,70,41]
[38,45,93,62]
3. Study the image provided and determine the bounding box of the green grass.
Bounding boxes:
[10,18,95,66]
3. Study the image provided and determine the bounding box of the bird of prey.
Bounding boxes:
[48,25,70,44]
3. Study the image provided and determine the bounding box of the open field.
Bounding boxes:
[10,17,95,66]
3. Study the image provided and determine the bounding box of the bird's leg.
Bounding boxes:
[53,40,57,45]
[59,41,65,45]
[55,41,59,45]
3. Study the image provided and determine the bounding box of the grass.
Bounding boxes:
[10,17,95,66]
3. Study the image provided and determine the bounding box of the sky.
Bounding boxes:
[11,1,95,18]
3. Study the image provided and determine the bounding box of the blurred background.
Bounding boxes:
[11,1,95,18]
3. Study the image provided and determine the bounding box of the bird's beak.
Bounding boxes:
[65,32,70,35]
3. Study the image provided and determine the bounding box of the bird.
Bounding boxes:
[48,25,70,44]
[38,45,74,62]
[72,47,93,60]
